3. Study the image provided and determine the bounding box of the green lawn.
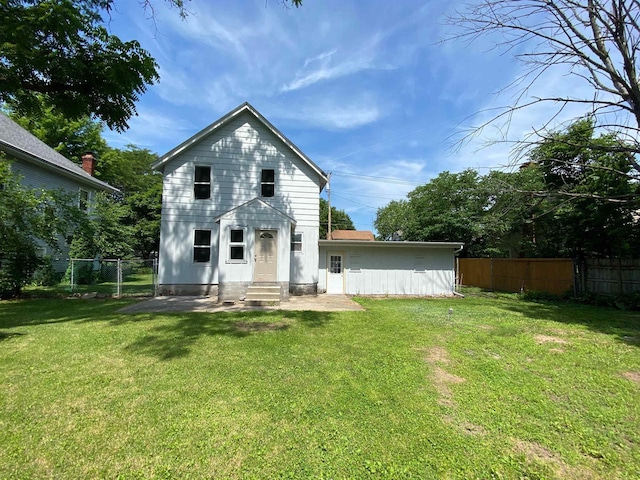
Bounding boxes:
[1,294,639,479]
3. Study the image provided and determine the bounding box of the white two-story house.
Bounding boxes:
[152,102,328,300]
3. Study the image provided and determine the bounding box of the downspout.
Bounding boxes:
[453,245,465,298]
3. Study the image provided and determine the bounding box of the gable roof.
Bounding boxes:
[151,102,328,189]
[214,198,296,224]
[0,112,117,193]
[329,230,375,241]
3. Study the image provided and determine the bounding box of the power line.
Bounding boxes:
[331,170,424,186]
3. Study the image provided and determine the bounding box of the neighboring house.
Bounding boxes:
[153,102,463,300]
[152,102,328,300]
[328,230,375,241]
[0,112,117,271]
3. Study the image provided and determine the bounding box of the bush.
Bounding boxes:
[31,256,60,286]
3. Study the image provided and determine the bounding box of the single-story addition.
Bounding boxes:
[152,102,463,301]
[319,240,463,296]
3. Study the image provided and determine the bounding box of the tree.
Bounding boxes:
[6,95,107,162]
[0,1,303,131]
[68,192,134,259]
[527,118,640,257]
[374,200,411,241]
[320,198,355,239]
[452,0,640,185]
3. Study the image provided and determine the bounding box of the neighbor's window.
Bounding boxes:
[291,231,303,252]
[78,189,90,212]
[230,228,245,260]
[261,169,275,197]
[193,230,212,263]
[194,165,211,199]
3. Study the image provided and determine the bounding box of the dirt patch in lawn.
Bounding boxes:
[235,321,290,333]
[420,345,467,407]
[443,415,487,436]
[534,334,569,345]
[622,371,640,385]
[420,346,451,365]
[513,439,597,479]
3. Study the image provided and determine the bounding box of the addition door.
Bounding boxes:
[326,252,345,294]
[254,230,277,283]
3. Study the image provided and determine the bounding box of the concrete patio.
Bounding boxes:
[119,294,365,314]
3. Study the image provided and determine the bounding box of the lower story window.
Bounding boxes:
[193,230,211,263]
[291,231,303,252]
[230,228,245,260]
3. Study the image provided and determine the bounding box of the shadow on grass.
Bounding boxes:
[498,299,640,348]
[0,298,131,328]
[123,310,335,360]
[0,298,335,360]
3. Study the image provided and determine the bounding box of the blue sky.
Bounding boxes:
[103,0,591,233]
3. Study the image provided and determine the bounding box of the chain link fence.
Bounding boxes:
[68,258,158,297]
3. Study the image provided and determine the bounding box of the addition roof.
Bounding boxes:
[0,112,118,193]
[329,230,375,241]
[151,102,328,189]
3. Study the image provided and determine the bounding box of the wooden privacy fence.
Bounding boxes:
[581,258,640,294]
[458,258,575,295]
[459,258,640,295]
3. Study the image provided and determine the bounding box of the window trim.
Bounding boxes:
[193,229,212,263]
[194,165,211,200]
[260,168,275,198]
[228,226,247,263]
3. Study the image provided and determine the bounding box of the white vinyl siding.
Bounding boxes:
[318,245,456,296]
[158,112,322,227]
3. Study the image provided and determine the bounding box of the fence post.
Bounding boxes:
[153,258,159,297]
[117,259,122,298]
[70,259,74,293]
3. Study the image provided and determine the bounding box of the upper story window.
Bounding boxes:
[291,231,303,252]
[194,166,211,200]
[193,229,212,263]
[261,169,275,197]
[78,189,90,212]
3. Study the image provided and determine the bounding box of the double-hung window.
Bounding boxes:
[193,230,212,263]
[229,228,245,261]
[261,169,275,197]
[78,189,90,212]
[291,231,303,252]
[194,166,211,200]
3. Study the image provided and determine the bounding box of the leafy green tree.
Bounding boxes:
[320,198,355,239]
[374,200,411,241]
[0,156,83,297]
[6,96,107,162]
[528,119,640,257]
[69,193,134,259]
[0,1,189,131]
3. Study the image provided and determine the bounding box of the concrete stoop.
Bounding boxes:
[244,284,281,306]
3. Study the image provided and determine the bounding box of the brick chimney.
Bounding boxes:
[81,152,95,176]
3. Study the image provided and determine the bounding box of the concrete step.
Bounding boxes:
[244,284,281,306]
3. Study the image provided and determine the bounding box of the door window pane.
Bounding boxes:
[330,255,342,274]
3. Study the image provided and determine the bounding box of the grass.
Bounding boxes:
[1,294,639,479]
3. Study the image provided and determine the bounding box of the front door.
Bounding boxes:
[327,252,344,294]
[254,230,277,283]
